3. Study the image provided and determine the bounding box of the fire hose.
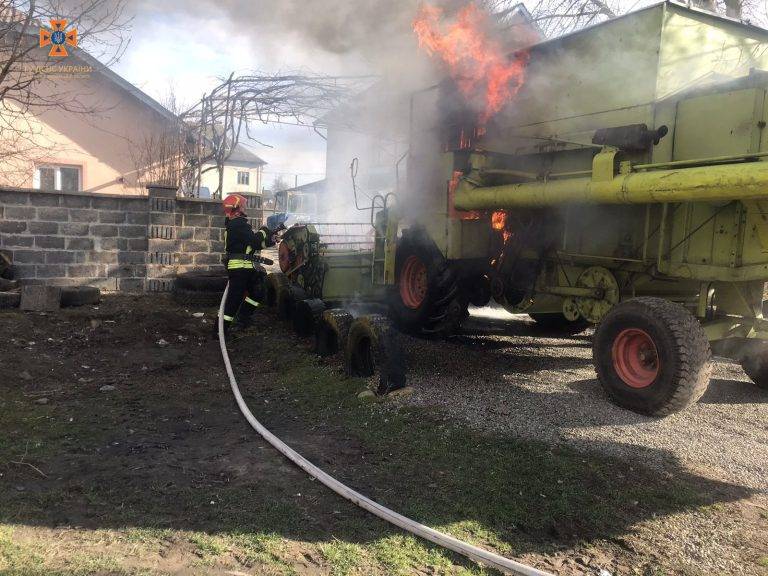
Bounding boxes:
[218,283,553,576]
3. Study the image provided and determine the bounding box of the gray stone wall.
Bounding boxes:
[0,186,226,292]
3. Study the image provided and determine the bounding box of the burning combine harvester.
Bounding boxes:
[268,1,768,415]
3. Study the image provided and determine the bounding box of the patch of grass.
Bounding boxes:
[229,531,287,568]
[371,534,474,575]
[123,527,174,544]
[757,556,768,568]
[319,539,367,575]
[0,526,43,573]
[189,532,228,559]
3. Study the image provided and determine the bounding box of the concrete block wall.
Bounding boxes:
[0,186,225,292]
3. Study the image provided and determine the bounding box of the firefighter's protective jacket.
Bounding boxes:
[224,216,274,270]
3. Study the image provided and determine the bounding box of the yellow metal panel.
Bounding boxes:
[657,7,768,99]
[673,89,765,160]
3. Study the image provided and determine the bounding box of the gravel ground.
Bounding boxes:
[400,306,768,493]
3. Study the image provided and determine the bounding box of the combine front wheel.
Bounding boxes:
[389,232,466,337]
[593,297,711,416]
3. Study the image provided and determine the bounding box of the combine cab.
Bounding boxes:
[272,2,768,415]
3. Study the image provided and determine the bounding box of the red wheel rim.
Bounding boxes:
[612,328,660,389]
[399,255,428,309]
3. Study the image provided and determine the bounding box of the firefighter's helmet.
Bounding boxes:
[223,194,248,217]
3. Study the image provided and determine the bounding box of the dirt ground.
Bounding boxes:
[0,294,766,576]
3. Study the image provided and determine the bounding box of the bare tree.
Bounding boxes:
[270,175,289,194]
[180,72,368,198]
[129,88,196,190]
[0,0,130,184]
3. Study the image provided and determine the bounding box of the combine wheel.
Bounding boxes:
[345,314,406,394]
[266,272,289,308]
[528,312,590,335]
[315,308,353,357]
[389,231,467,337]
[593,297,711,416]
[293,298,326,337]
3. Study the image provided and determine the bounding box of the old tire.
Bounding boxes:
[389,229,467,338]
[315,308,353,357]
[293,298,326,337]
[60,286,100,307]
[529,312,590,335]
[266,273,289,307]
[345,314,406,394]
[0,291,21,309]
[277,285,307,321]
[172,287,222,308]
[593,297,711,416]
[175,270,227,292]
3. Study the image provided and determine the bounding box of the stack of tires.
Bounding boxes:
[264,271,407,395]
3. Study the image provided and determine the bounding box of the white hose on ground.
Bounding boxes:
[218,284,553,576]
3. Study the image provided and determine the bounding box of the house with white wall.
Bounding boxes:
[198,144,266,199]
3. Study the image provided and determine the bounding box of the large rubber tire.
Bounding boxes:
[529,312,590,335]
[60,286,100,307]
[277,285,307,321]
[315,308,353,357]
[345,314,407,394]
[266,273,289,308]
[593,297,711,416]
[0,291,20,309]
[175,270,228,292]
[172,287,222,308]
[388,229,467,338]
[293,298,326,337]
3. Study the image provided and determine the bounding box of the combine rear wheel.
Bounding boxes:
[593,297,711,416]
[345,314,406,394]
[389,231,466,337]
[528,313,590,335]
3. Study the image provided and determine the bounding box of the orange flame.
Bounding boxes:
[413,3,528,124]
[491,210,506,230]
[491,210,511,242]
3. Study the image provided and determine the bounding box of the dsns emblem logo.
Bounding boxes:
[39,19,78,57]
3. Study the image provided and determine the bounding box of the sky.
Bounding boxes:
[112,2,339,191]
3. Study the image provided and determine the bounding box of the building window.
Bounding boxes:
[237,171,250,185]
[34,164,81,192]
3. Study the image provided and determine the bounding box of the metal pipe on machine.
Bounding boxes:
[454,159,768,209]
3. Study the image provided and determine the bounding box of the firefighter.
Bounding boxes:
[219,193,278,335]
